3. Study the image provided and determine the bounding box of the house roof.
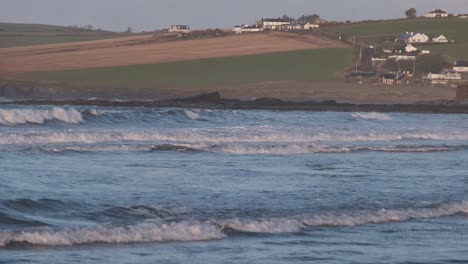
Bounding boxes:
[455,61,468,67]
[262,18,290,23]
[428,9,447,14]
[402,32,425,39]
[432,34,446,38]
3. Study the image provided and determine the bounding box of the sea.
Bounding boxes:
[1,105,468,264]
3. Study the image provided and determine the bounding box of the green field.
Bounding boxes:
[324,18,468,60]
[15,48,353,88]
[0,22,113,33]
[0,22,124,48]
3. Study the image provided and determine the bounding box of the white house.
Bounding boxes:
[432,34,449,43]
[424,9,449,18]
[389,55,416,61]
[258,18,291,30]
[303,23,320,30]
[425,70,461,80]
[453,61,468,72]
[402,32,429,43]
[168,25,191,34]
[405,44,418,53]
[280,24,303,31]
[233,24,263,34]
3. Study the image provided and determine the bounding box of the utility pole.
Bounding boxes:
[413,59,416,76]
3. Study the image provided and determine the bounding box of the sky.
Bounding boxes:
[1,0,467,32]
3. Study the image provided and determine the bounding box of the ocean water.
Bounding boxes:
[1,105,468,263]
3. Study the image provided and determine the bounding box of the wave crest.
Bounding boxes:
[0,220,225,247]
[351,112,392,120]
[0,108,83,126]
[1,201,467,247]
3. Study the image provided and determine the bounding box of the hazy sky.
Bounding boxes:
[1,0,467,31]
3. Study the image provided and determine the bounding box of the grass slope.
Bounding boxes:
[0,22,121,48]
[324,18,468,60]
[16,48,353,88]
[0,22,112,33]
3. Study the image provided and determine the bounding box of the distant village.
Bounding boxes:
[166,8,467,87]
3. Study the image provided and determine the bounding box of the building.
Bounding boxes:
[381,73,406,85]
[453,61,468,72]
[425,70,462,81]
[258,18,291,30]
[303,23,320,30]
[432,34,449,43]
[280,24,303,31]
[168,25,191,34]
[233,24,263,34]
[348,71,378,79]
[404,44,418,53]
[424,9,449,18]
[388,55,417,61]
[402,32,429,43]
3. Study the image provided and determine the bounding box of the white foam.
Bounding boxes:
[0,220,224,247]
[352,112,392,120]
[222,201,468,233]
[1,129,468,148]
[0,108,83,126]
[184,110,200,120]
[1,202,467,246]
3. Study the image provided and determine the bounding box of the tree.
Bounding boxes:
[281,15,295,22]
[297,14,321,24]
[405,8,417,19]
[126,27,133,33]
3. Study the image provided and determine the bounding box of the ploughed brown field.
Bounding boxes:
[0,32,346,74]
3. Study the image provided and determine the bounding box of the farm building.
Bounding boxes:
[233,25,263,34]
[280,24,303,31]
[424,9,449,18]
[425,70,461,81]
[402,32,429,43]
[453,61,468,72]
[388,55,416,61]
[168,25,191,34]
[432,34,449,43]
[404,44,418,53]
[303,23,320,30]
[381,73,406,85]
[258,18,291,30]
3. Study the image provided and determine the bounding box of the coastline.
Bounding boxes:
[5,92,468,114]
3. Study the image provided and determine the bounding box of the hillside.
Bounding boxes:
[0,22,122,48]
[323,18,468,60]
[0,32,348,73]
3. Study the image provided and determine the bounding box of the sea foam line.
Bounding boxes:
[1,201,467,247]
[351,112,392,121]
[2,130,468,146]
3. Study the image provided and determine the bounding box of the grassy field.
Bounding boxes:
[324,18,468,60]
[14,48,353,88]
[0,22,124,48]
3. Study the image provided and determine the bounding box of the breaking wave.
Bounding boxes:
[1,201,467,247]
[1,143,464,155]
[351,112,392,121]
[0,221,225,247]
[2,130,468,146]
[0,108,83,126]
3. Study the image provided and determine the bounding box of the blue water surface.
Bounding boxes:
[0,106,468,263]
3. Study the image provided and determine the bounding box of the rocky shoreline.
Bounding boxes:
[4,92,468,114]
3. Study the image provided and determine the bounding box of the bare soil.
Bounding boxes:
[0,32,347,74]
